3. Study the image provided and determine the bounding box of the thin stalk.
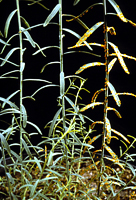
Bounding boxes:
[99,0,109,195]
[59,0,70,198]
[16,0,23,178]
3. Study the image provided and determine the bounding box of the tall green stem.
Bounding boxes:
[59,1,70,198]
[16,0,23,167]
[99,0,109,195]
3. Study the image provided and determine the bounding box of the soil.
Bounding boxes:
[0,152,136,200]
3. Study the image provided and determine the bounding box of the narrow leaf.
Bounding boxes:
[4,9,17,38]
[2,90,19,108]
[60,72,65,96]
[108,42,130,74]
[105,117,111,144]
[73,0,80,6]
[1,47,19,66]
[20,62,25,72]
[80,102,103,112]
[49,107,62,137]
[21,27,36,48]
[0,38,10,46]
[63,28,93,51]
[27,121,42,135]
[21,104,27,128]
[108,0,128,22]
[0,97,18,109]
[0,133,11,155]
[65,95,84,122]
[107,107,122,118]
[75,62,105,74]
[22,138,32,158]
[41,61,60,73]
[108,58,117,72]
[111,128,130,144]
[107,81,121,106]
[43,4,61,27]
[33,46,59,56]
[20,16,31,29]
[76,22,104,47]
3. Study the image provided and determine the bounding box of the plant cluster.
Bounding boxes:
[0,0,136,199]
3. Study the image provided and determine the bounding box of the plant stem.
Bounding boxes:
[16,0,23,178]
[99,0,109,195]
[59,1,70,198]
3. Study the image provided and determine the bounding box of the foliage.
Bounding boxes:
[0,0,136,199]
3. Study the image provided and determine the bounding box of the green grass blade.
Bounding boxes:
[0,133,11,155]
[43,4,61,27]
[49,107,62,137]
[22,138,32,158]
[21,27,36,48]
[63,28,93,51]
[2,90,20,108]
[21,104,27,128]
[20,16,31,29]
[0,97,19,109]
[73,0,80,6]
[27,121,42,135]
[1,47,19,66]
[0,38,10,46]
[4,9,17,38]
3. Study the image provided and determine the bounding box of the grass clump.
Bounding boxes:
[0,0,136,199]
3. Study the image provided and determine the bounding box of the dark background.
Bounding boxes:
[0,0,136,160]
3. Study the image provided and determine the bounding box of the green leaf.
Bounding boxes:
[43,4,61,27]
[0,133,11,155]
[23,78,52,84]
[20,62,25,72]
[22,138,32,158]
[108,0,128,22]
[41,61,60,73]
[49,107,62,137]
[107,81,121,107]
[60,72,65,96]
[33,46,59,56]
[47,150,53,166]
[34,156,42,172]
[73,0,80,6]
[2,90,20,108]
[27,121,42,135]
[45,168,63,178]
[31,84,59,97]
[21,27,36,48]
[63,28,93,51]
[0,97,18,109]
[0,38,10,46]
[4,9,17,38]
[69,131,82,145]
[20,16,31,29]
[30,179,39,198]
[1,47,19,66]
[21,104,27,128]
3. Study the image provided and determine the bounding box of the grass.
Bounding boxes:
[0,0,136,199]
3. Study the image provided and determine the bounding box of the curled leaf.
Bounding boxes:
[4,9,17,38]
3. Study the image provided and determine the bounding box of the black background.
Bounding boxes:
[0,0,136,160]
